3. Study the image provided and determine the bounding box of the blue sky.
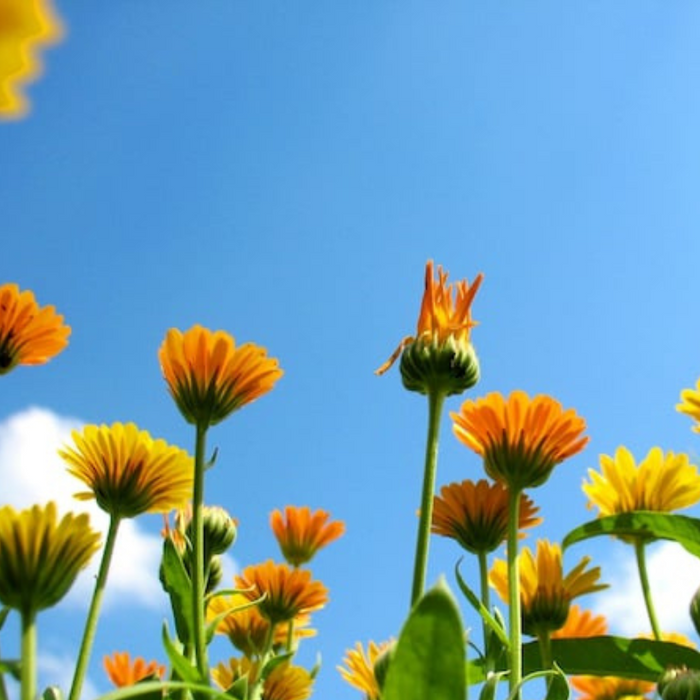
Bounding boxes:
[4,2,700,698]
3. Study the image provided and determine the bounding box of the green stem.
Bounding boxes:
[506,488,522,700]
[192,423,209,678]
[410,389,447,607]
[634,538,662,640]
[478,550,493,672]
[68,516,121,700]
[20,609,37,700]
[248,622,276,700]
[537,629,553,688]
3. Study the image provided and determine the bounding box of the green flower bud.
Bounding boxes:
[206,555,223,594]
[691,585,700,637]
[659,667,700,700]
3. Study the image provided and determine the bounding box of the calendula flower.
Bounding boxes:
[431,479,542,554]
[583,446,700,515]
[452,390,589,491]
[59,423,194,519]
[490,539,607,637]
[338,640,393,700]
[551,605,607,639]
[159,325,283,427]
[0,502,100,615]
[571,676,654,700]
[263,663,314,700]
[103,652,165,688]
[212,656,259,690]
[677,379,700,433]
[376,260,483,396]
[235,560,328,625]
[271,506,345,567]
[0,283,70,374]
[0,0,63,119]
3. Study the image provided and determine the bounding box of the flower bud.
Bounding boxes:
[691,585,700,637]
[659,667,700,700]
[206,556,223,594]
[190,506,237,559]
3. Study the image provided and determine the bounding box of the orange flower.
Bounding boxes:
[212,656,259,690]
[337,640,393,700]
[571,676,654,700]
[431,479,541,554]
[551,605,608,639]
[263,663,314,700]
[103,652,165,688]
[0,283,70,374]
[452,390,588,490]
[235,560,328,625]
[270,506,345,567]
[159,325,283,427]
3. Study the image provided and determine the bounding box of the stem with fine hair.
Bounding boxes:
[20,609,37,700]
[411,389,447,607]
[506,487,523,700]
[478,549,493,672]
[69,516,121,700]
[634,538,662,640]
[192,422,209,678]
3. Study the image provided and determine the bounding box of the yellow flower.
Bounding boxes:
[490,540,607,637]
[263,663,314,700]
[452,390,589,490]
[338,641,391,700]
[235,560,328,625]
[103,652,165,688]
[159,325,283,427]
[431,479,542,554]
[212,656,259,690]
[0,502,100,615]
[270,506,345,567]
[551,604,608,639]
[59,423,194,519]
[677,379,700,433]
[0,283,70,374]
[571,676,654,700]
[583,446,700,515]
[0,0,63,119]
[376,260,483,395]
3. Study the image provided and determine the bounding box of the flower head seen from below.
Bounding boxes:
[490,539,607,637]
[0,0,63,119]
[376,260,483,396]
[271,506,345,567]
[551,604,608,639]
[159,325,283,428]
[235,560,328,625]
[103,652,165,688]
[338,640,394,700]
[431,479,542,554]
[677,379,700,433]
[452,390,589,491]
[59,423,194,519]
[212,657,259,691]
[0,502,100,616]
[0,283,70,375]
[583,446,700,516]
[262,663,314,700]
[571,676,654,700]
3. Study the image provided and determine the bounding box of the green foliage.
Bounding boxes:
[160,538,195,648]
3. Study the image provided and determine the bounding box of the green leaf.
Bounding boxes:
[383,580,467,700]
[478,671,508,700]
[160,538,194,646]
[0,659,20,680]
[0,608,10,632]
[545,665,571,700]
[161,622,203,685]
[563,512,700,558]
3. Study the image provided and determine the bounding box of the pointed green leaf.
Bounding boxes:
[563,513,700,558]
[161,621,203,685]
[544,664,570,700]
[0,659,20,680]
[160,538,194,646]
[383,581,466,700]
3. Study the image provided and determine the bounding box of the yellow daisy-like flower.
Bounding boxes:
[338,640,393,700]
[677,379,700,433]
[270,506,345,567]
[490,539,607,637]
[0,283,70,374]
[235,560,328,625]
[0,0,63,119]
[452,390,589,491]
[551,604,608,639]
[583,446,700,515]
[431,479,542,554]
[571,676,654,700]
[159,325,283,428]
[263,663,314,700]
[212,656,259,691]
[376,260,483,396]
[0,502,100,615]
[59,423,194,519]
[103,652,165,688]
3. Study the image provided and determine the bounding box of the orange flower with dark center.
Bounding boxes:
[431,479,541,554]
[0,284,70,375]
[103,652,165,688]
[452,390,588,490]
[270,506,345,567]
[235,560,328,625]
[159,325,283,427]
[551,605,607,639]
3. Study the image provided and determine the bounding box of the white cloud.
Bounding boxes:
[594,540,700,638]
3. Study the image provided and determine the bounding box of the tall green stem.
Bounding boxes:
[20,609,37,700]
[537,629,553,688]
[411,389,446,607]
[506,488,522,700]
[478,550,493,672]
[69,516,121,700]
[634,538,662,640]
[191,423,209,678]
